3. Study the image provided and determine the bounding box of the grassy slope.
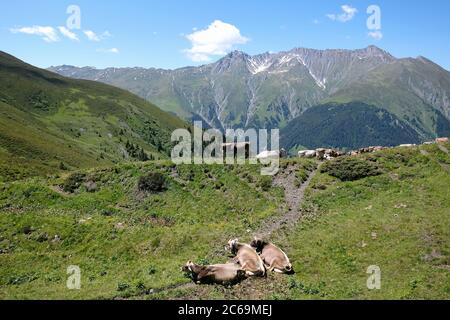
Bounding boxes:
[0,144,449,299]
[279,143,449,299]
[0,51,187,182]
[159,144,450,300]
[0,161,284,299]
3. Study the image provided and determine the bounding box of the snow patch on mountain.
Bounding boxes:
[295,55,327,90]
[247,57,273,74]
[246,53,328,89]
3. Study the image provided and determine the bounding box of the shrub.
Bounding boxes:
[62,173,86,193]
[258,176,273,191]
[198,258,210,265]
[135,280,146,293]
[147,265,157,275]
[59,162,68,171]
[320,157,381,181]
[117,283,130,292]
[296,169,309,184]
[214,181,224,190]
[22,226,34,235]
[101,207,118,216]
[138,172,167,193]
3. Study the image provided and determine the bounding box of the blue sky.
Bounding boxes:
[1,0,450,70]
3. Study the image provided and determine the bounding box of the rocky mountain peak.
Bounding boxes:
[227,50,250,59]
[211,50,251,73]
[357,45,395,61]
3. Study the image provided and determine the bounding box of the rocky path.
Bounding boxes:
[256,165,317,237]
[437,144,449,155]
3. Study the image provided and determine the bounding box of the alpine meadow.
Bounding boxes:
[0,0,449,305]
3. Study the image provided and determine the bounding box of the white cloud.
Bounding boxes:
[84,30,100,41]
[184,20,249,62]
[313,19,320,25]
[10,26,59,42]
[58,26,79,41]
[327,5,358,23]
[368,30,383,40]
[97,48,119,54]
[102,31,112,39]
[84,30,112,41]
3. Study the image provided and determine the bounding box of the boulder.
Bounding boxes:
[115,222,125,230]
[84,181,98,193]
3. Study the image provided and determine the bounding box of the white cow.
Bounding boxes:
[256,150,280,160]
[298,150,316,158]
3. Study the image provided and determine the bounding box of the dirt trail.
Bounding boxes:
[256,165,316,237]
[437,144,449,155]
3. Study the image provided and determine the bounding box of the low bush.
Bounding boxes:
[257,176,273,191]
[138,172,167,193]
[296,169,309,184]
[117,283,130,292]
[62,173,86,193]
[320,157,381,181]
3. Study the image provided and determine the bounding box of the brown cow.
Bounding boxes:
[436,137,450,143]
[250,237,294,274]
[227,239,266,277]
[181,261,246,285]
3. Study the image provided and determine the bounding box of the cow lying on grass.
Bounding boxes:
[181,261,246,285]
[227,239,266,277]
[250,237,294,274]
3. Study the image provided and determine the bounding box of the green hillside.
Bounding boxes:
[0,143,448,299]
[325,58,450,140]
[281,102,424,152]
[0,51,187,182]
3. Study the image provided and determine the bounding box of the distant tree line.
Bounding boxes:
[125,140,152,161]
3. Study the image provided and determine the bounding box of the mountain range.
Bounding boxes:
[49,46,450,150]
